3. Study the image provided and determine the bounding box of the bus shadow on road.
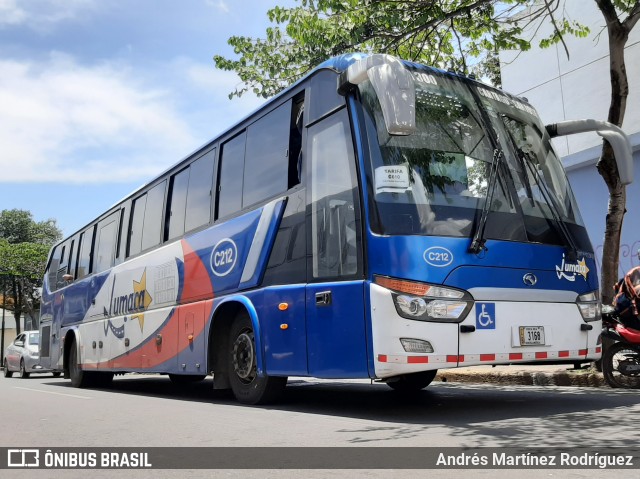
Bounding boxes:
[46,374,640,441]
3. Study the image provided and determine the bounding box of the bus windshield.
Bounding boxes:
[360,69,590,250]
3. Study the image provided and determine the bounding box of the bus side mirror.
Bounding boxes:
[546,119,634,185]
[338,54,416,136]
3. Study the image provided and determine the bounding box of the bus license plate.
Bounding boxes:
[519,326,545,346]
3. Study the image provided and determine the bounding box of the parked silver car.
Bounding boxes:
[3,331,60,378]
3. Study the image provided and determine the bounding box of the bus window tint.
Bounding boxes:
[185,150,214,232]
[128,194,147,257]
[141,181,166,251]
[308,109,360,279]
[218,133,246,219]
[95,213,120,273]
[53,242,68,289]
[167,168,190,241]
[76,226,95,279]
[243,102,291,207]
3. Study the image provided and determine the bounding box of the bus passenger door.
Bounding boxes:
[305,107,368,377]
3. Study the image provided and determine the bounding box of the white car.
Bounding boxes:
[3,331,60,378]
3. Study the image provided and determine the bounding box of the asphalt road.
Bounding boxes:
[1,373,638,478]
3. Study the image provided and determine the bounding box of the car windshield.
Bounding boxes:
[28,333,39,346]
[359,68,591,250]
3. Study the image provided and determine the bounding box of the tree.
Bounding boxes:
[0,210,61,333]
[215,0,639,303]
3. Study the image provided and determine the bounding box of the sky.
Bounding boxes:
[0,0,294,237]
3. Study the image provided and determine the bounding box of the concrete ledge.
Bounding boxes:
[435,366,606,388]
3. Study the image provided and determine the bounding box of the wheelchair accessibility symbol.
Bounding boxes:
[476,303,496,329]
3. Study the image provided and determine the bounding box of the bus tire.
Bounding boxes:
[3,358,13,378]
[386,370,437,392]
[227,312,287,405]
[19,359,30,379]
[69,337,92,388]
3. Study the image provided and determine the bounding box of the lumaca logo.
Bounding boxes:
[555,254,590,282]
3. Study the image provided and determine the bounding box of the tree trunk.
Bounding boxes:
[12,276,21,335]
[597,24,630,305]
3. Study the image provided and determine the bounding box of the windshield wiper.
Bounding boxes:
[519,153,580,260]
[469,148,503,254]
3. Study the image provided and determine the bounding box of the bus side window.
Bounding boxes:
[289,96,304,187]
[243,101,292,208]
[184,149,214,232]
[307,109,361,279]
[66,237,77,279]
[141,181,166,252]
[46,245,59,289]
[76,225,95,280]
[128,193,147,257]
[217,132,246,219]
[51,241,69,290]
[95,212,120,273]
[166,167,190,241]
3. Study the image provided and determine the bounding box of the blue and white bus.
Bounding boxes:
[39,54,633,404]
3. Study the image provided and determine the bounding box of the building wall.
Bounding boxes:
[499,0,640,279]
[1,309,18,354]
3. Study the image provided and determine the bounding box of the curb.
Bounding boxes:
[435,369,606,388]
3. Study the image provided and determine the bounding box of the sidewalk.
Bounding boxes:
[435,364,606,387]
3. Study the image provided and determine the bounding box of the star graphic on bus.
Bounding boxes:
[131,270,152,332]
[576,258,590,281]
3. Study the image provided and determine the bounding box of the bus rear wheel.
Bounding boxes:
[386,370,438,392]
[69,339,113,388]
[69,337,91,388]
[227,312,287,405]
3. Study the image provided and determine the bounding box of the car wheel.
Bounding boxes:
[52,372,62,378]
[18,359,30,379]
[3,359,12,378]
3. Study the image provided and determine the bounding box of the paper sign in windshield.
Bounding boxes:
[375,165,410,193]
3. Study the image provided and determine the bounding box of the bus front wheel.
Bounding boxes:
[386,370,438,392]
[227,312,287,405]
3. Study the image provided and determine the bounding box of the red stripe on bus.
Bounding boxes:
[378,355,388,363]
[559,351,570,358]
[480,354,496,361]
[407,356,429,364]
[509,353,523,360]
[579,349,588,356]
[535,352,548,359]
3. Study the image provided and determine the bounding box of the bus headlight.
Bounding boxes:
[577,291,601,322]
[375,275,473,323]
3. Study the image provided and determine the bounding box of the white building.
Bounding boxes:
[500,0,640,278]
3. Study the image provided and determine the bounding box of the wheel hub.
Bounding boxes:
[232,331,256,382]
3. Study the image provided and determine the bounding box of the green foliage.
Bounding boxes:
[0,240,50,281]
[214,0,604,98]
[0,209,61,246]
[0,209,61,331]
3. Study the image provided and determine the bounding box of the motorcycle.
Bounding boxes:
[601,257,640,388]
[601,306,640,388]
